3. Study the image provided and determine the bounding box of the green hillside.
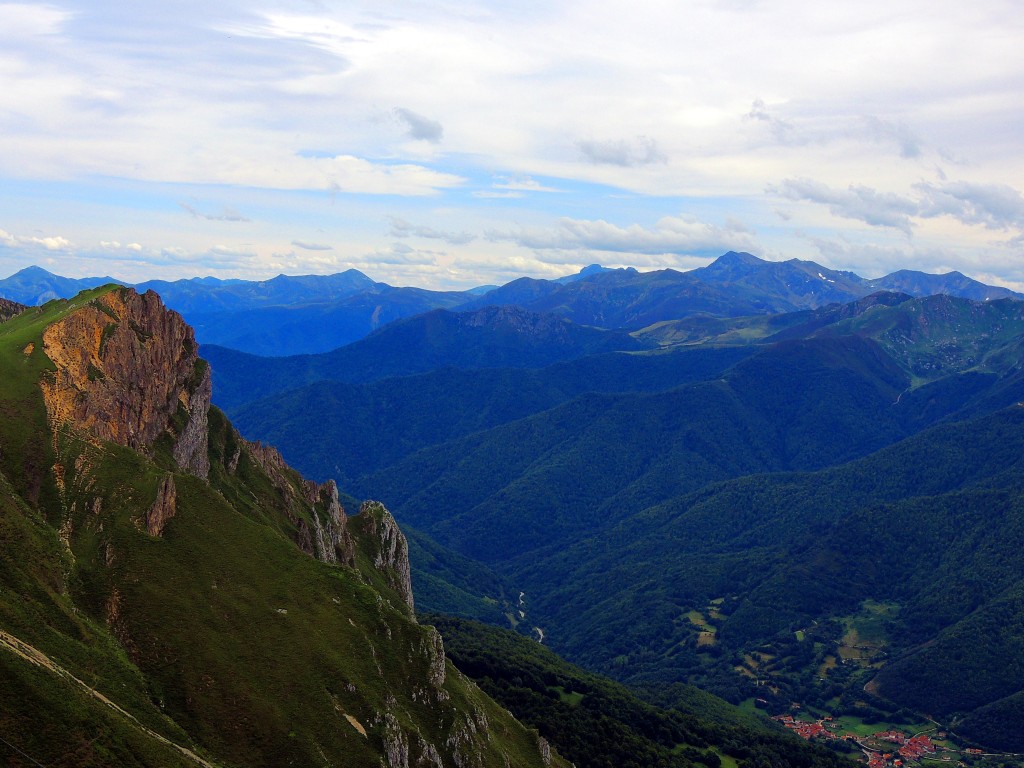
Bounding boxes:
[0,290,566,768]
[509,407,1024,751]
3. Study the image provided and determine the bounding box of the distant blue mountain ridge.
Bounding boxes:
[2,254,1019,355]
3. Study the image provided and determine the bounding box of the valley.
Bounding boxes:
[186,254,1024,762]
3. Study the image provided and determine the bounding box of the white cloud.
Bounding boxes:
[914,181,1024,230]
[773,177,1024,239]
[362,242,438,266]
[179,202,251,222]
[472,190,523,199]
[0,3,71,38]
[492,176,561,193]
[0,226,73,251]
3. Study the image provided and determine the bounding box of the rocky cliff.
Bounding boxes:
[0,296,24,322]
[0,285,566,768]
[39,287,211,477]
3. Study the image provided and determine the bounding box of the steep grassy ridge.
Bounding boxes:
[0,289,566,768]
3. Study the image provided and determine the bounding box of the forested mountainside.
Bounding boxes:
[429,615,854,768]
[203,304,650,412]
[223,287,1024,756]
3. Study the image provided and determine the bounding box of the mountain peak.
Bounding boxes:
[716,251,764,265]
[555,263,625,284]
[11,264,58,278]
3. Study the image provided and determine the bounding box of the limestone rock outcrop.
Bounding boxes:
[357,500,415,612]
[244,439,356,567]
[40,287,211,478]
[146,475,177,537]
[0,297,24,322]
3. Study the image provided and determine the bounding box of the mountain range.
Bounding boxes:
[2,252,1019,356]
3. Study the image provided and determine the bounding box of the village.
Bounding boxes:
[772,713,1002,768]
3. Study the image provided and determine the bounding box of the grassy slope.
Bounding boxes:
[0,292,564,768]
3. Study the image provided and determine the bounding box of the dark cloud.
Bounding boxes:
[178,202,250,222]
[576,136,667,166]
[394,107,443,143]
[915,181,1024,230]
[772,178,918,235]
[388,216,474,245]
[291,240,333,251]
[774,178,1024,237]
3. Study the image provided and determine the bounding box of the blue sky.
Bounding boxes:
[1,0,1023,290]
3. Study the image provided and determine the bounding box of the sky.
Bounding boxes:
[1,0,1023,290]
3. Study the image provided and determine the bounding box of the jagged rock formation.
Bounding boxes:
[39,287,210,478]
[357,500,416,612]
[243,438,357,566]
[145,475,176,537]
[0,297,24,322]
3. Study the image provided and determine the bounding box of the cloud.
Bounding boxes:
[394,107,443,143]
[321,156,464,196]
[492,176,561,193]
[291,240,333,250]
[576,136,667,167]
[861,116,922,159]
[486,214,756,255]
[775,178,1024,237]
[914,181,1024,230]
[472,190,523,199]
[772,178,918,235]
[748,100,924,159]
[747,99,802,145]
[0,3,71,38]
[0,227,73,251]
[178,202,251,222]
[387,217,474,245]
[99,240,143,253]
[364,242,438,265]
